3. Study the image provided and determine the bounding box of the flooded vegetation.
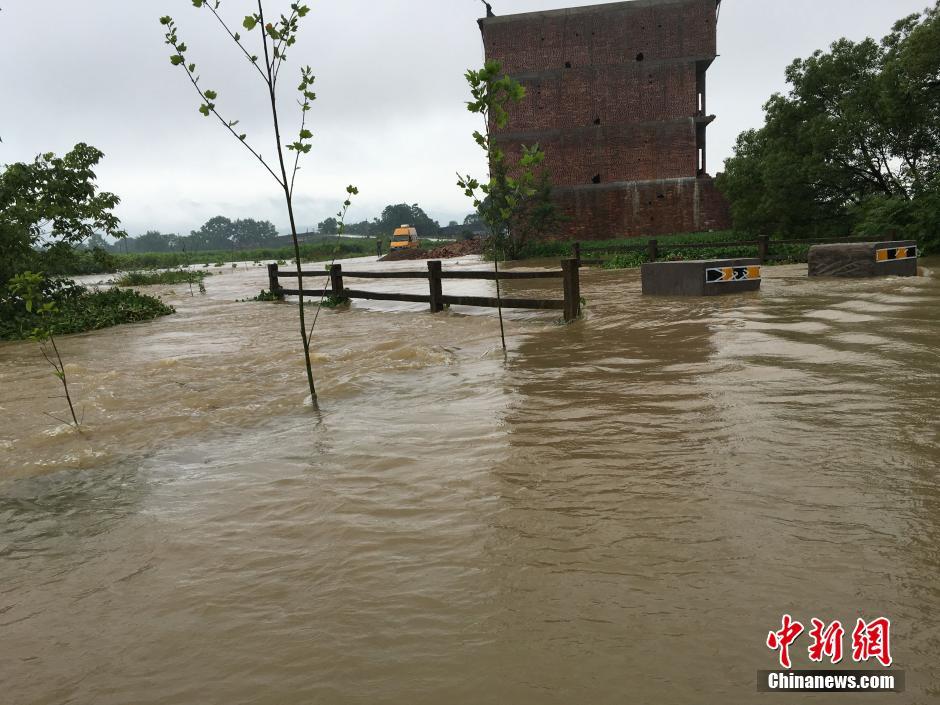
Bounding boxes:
[2,258,939,703]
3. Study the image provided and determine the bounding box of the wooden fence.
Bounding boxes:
[573,235,883,265]
[268,259,582,322]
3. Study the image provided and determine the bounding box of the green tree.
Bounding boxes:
[717,2,940,247]
[457,60,553,350]
[161,2,356,406]
[233,217,278,248]
[374,203,440,237]
[190,216,235,250]
[130,230,178,253]
[81,232,111,251]
[0,143,125,288]
[317,216,340,234]
[344,219,373,236]
[508,171,562,257]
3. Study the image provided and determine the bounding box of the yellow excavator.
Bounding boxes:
[389,224,420,250]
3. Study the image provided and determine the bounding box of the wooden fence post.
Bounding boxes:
[267,263,282,295]
[758,235,770,264]
[647,239,659,262]
[573,241,581,265]
[329,264,344,298]
[428,260,444,312]
[562,258,581,323]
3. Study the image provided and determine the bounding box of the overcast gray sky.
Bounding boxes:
[0,0,929,236]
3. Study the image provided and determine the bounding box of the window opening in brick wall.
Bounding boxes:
[696,66,707,115]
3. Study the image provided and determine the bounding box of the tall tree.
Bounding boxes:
[344,220,373,235]
[717,2,940,245]
[131,230,178,253]
[190,216,235,250]
[374,203,440,237]
[0,143,125,288]
[317,217,340,234]
[233,217,278,248]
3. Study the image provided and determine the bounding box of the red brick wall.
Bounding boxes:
[553,177,731,239]
[482,0,718,74]
[504,63,699,132]
[496,120,698,184]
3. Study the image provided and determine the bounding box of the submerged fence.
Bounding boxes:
[268,259,582,322]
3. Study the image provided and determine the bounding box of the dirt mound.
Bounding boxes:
[426,239,485,258]
[378,239,484,262]
[379,248,429,262]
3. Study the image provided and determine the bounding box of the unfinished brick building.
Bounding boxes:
[479,0,731,239]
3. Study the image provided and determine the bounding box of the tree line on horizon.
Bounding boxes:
[90,205,486,254]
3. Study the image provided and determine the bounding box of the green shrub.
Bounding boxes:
[1,283,174,340]
[603,251,648,269]
[242,289,284,302]
[320,295,351,308]
[114,270,209,286]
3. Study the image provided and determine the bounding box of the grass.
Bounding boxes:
[517,230,842,268]
[113,270,210,286]
[603,251,648,269]
[515,230,746,260]
[53,238,383,276]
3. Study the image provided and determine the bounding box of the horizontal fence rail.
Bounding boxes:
[572,236,893,265]
[275,270,565,280]
[268,260,581,322]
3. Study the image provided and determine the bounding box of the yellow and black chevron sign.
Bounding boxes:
[705,265,762,283]
[876,246,918,262]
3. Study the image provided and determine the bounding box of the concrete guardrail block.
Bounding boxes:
[808,240,918,278]
[641,258,762,296]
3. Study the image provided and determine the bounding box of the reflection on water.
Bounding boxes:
[1,257,938,704]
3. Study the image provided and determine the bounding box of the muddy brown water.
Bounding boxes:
[1,256,938,704]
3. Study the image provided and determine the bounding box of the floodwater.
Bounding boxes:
[1,256,938,704]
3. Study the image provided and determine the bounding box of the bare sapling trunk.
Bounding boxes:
[161,2,356,408]
[40,335,82,432]
[493,241,507,352]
